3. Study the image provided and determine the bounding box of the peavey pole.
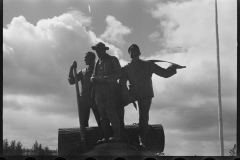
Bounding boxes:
[73,64,86,150]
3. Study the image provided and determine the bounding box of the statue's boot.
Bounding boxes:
[118,107,128,142]
[120,127,128,143]
[97,119,110,144]
[138,135,147,151]
[108,113,121,142]
[109,126,121,142]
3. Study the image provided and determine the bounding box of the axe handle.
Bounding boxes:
[73,67,86,145]
[149,60,186,68]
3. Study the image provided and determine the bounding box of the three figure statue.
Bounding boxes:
[68,42,184,151]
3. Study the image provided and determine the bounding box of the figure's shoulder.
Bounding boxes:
[140,59,153,67]
[108,55,119,62]
[106,55,121,67]
[140,59,150,64]
[122,63,131,69]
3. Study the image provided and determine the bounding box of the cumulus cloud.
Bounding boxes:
[100,15,132,46]
[146,0,236,155]
[3,12,98,140]
[148,31,160,42]
[4,17,92,110]
[143,48,236,156]
[3,11,124,97]
[3,11,127,148]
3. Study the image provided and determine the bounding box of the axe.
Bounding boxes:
[149,60,186,69]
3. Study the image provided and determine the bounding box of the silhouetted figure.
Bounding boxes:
[91,42,122,143]
[120,44,180,151]
[68,52,101,127]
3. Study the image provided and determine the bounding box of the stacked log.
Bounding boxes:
[58,124,164,156]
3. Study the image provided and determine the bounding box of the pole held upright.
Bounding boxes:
[215,0,224,156]
[73,65,86,150]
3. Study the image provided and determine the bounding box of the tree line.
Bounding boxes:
[3,138,236,156]
[3,139,57,156]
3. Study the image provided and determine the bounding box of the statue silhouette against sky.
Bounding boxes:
[120,44,184,151]
[68,51,101,128]
[91,42,123,143]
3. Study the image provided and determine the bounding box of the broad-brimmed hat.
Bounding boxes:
[92,42,109,50]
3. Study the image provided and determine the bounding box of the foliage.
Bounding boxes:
[3,139,10,155]
[3,139,57,156]
[229,144,237,156]
[3,139,22,155]
[15,141,23,155]
[32,140,39,155]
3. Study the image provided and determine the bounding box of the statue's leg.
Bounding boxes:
[106,87,121,142]
[106,104,121,141]
[117,106,127,141]
[100,118,110,141]
[81,98,90,127]
[138,97,152,149]
[90,97,101,128]
[95,86,110,143]
[116,84,126,141]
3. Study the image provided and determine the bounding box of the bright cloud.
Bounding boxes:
[3,11,126,149]
[3,14,93,97]
[147,0,237,155]
[100,15,132,46]
[148,31,160,42]
[3,11,124,96]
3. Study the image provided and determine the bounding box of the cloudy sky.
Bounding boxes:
[3,0,237,156]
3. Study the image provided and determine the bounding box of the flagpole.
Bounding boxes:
[215,0,224,156]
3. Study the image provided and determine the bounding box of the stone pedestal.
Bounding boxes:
[58,124,164,156]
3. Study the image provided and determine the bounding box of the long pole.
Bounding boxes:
[215,0,224,156]
[73,66,86,150]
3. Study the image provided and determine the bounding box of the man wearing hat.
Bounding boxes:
[68,51,101,128]
[120,44,182,151]
[91,42,122,143]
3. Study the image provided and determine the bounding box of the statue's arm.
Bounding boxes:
[68,62,82,85]
[151,62,177,78]
[105,57,122,83]
[119,67,129,95]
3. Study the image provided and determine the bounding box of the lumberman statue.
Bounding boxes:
[91,42,123,143]
[120,44,184,151]
[68,51,101,128]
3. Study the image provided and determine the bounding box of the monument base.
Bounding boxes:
[58,124,165,156]
[82,142,157,157]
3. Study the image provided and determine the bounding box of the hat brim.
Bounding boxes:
[92,46,109,50]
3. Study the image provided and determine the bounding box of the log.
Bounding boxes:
[58,124,165,156]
